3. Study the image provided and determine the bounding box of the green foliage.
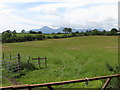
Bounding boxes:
[2,30,17,43]
[110,28,118,35]
[71,32,78,37]
[38,31,42,34]
[105,63,119,88]
[20,62,37,71]
[21,29,25,33]
[12,30,17,34]
[2,28,120,43]
[63,27,72,33]
[53,35,61,39]
[2,30,45,43]
[46,36,53,39]
[1,78,12,86]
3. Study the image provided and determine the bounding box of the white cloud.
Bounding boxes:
[27,3,82,14]
[0,0,119,3]
[65,4,117,23]
[0,0,119,32]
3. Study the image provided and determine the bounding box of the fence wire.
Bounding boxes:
[0,54,20,78]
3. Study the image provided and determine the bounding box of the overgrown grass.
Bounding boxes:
[105,63,119,88]
[2,36,118,88]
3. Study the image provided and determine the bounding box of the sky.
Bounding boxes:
[0,0,119,32]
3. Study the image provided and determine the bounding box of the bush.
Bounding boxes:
[46,36,53,39]
[61,35,69,38]
[15,36,26,42]
[105,63,119,88]
[20,62,37,71]
[53,35,61,39]
[71,33,78,37]
[24,35,35,41]
[35,35,45,40]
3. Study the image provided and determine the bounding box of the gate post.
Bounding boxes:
[18,54,21,74]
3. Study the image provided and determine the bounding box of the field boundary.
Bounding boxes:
[1,54,21,77]
[1,74,120,90]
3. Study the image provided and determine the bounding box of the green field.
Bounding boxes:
[2,36,118,88]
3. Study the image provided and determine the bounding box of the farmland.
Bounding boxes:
[2,36,118,88]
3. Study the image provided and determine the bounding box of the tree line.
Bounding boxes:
[1,28,119,43]
[2,30,45,43]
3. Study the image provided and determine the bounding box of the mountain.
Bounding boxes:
[31,26,92,34]
[32,26,55,33]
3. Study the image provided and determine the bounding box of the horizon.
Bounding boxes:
[0,0,118,33]
[1,26,117,33]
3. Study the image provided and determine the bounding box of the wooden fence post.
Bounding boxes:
[28,56,30,70]
[38,56,40,69]
[10,54,11,60]
[18,54,21,74]
[2,53,4,59]
[45,57,47,68]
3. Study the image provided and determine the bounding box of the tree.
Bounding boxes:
[68,28,72,33]
[63,27,68,33]
[91,29,99,35]
[102,30,106,35]
[13,30,17,34]
[2,30,16,43]
[2,30,12,38]
[12,30,17,37]
[29,30,37,34]
[110,28,118,35]
[76,31,79,33]
[38,31,42,34]
[86,30,92,35]
[21,29,25,33]
[63,27,72,33]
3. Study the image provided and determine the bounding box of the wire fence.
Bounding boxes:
[0,53,21,77]
[1,53,47,78]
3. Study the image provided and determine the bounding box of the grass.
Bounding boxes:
[2,36,118,88]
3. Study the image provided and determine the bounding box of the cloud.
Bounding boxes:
[49,4,118,30]
[0,0,119,3]
[64,4,117,24]
[0,0,119,32]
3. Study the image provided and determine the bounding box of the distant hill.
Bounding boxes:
[31,26,104,34]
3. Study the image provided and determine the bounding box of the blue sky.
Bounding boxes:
[0,0,119,32]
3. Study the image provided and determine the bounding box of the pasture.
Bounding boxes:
[2,36,118,88]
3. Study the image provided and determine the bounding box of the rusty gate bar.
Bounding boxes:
[1,74,120,89]
[47,85,54,90]
[101,78,112,90]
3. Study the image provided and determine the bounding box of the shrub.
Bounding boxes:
[35,35,46,40]
[53,35,61,39]
[105,63,119,88]
[61,35,68,38]
[46,36,53,39]
[20,62,37,71]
